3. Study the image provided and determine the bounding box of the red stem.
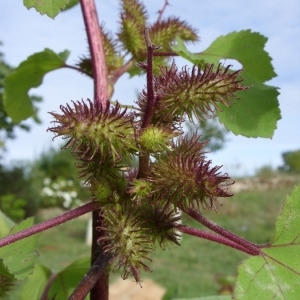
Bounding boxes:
[80,0,109,108]
[184,208,261,255]
[178,225,257,256]
[79,1,111,299]
[69,251,114,300]
[0,201,100,248]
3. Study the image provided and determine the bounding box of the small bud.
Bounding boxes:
[90,179,113,202]
[139,126,175,152]
[128,179,152,203]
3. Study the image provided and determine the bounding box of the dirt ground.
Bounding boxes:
[110,279,166,300]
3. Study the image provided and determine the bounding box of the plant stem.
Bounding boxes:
[184,208,261,255]
[80,0,108,108]
[137,28,156,179]
[0,201,100,248]
[157,0,169,22]
[178,225,257,256]
[65,64,93,78]
[41,274,57,300]
[89,209,110,300]
[141,27,156,129]
[79,0,110,299]
[111,59,134,85]
[69,251,114,300]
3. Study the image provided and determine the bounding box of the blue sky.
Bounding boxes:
[0,0,299,176]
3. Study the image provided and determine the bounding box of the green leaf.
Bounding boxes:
[62,0,79,11]
[172,37,205,65]
[199,30,276,82]
[217,73,281,138]
[23,0,72,18]
[0,218,41,281]
[172,31,280,138]
[3,49,70,122]
[48,256,90,300]
[20,264,51,300]
[234,184,300,299]
[0,210,15,238]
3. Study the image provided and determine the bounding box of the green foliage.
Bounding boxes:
[23,0,72,18]
[20,264,51,300]
[0,165,42,217]
[0,211,15,238]
[0,194,26,222]
[0,44,42,152]
[280,149,300,173]
[48,257,89,299]
[3,48,69,122]
[61,0,79,11]
[201,30,276,81]
[0,218,40,281]
[235,184,300,299]
[217,73,280,138]
[172,31,280,138]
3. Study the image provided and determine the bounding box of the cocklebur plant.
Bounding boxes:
[1,1,299,300]
[47,30,242,283]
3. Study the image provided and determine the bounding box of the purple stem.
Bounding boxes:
[184,208,261,255]
[178,225,257,256]
[69,251,114,300]
[40,273,57,300]
[137,28,157,179]
[80,0,108,108]
[141,27,156,129]
[0,201,100,248]
[79,1,111,298]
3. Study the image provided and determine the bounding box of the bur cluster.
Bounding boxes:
[48,0,249,284]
